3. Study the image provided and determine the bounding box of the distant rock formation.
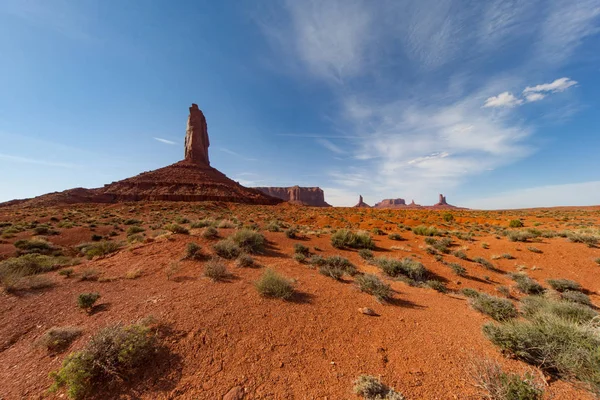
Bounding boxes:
[184,103,210,166]
[374,198,406,208]
[436,194,447,206]
[354,195,371,208]
[2,104,281,207]
[253,186,331,207]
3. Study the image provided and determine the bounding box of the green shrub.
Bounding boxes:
[191,218,215,229]
[79,269,99,281]
[510,274,545,295]
[293,253,306,263]
[507,231,534,242]
[355,274,392,302]
[37,327,82,353]
[307,254,326,266]
[388,233,403,241]
[353,375,405,400]
[527,246,543,254]
[567,232,599,247]
[255,269,294,299]
[203,258,228,281]
[236,254,255,268]
[473,257,495,270]
[359,249,374,260]
[77,293,100,312]
[461,288,480,298]
[443,213,454,222]
[59,268,74,278]
[213,239,241,259]
[448,262,466,276]
[123,219,141,225]
[520,296,597,323]
[453,250,468,260]
[218,219,236,229]
[163,224,189,235]
[473,359,543,400]
[126,226,145,236]
[412,225,440,236]
[426,280,448,293]
[319,265,344,280]
[561,290,592,306]
[324,255,357,275]
[546,278,581,292]
[184,243,204,260]
[509,220,524,228]
[231,229,265,254]
[331,229,375,249]
[201,226,218,239]
[470,293,518,321]
[284,227,298,239]
[14,238,55,255]
[50,323,157,399]
[294,243,310,256]
[375,257,427,281]
[76,241,121,259]
[0,254,76,284]
[371,227,384,235]
[265,220,282,232]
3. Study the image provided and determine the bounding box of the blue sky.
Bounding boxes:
[1,0,599,208]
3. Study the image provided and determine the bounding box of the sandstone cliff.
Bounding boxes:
[253,186,331,207]
[374,198,406,208]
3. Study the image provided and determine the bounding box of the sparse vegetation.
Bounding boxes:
[472,359,543,400]
[203,258,228,281]
[510,273,545,295]
[412,225,440,236]
[353,375,405,400]
[509,220,524,228]
[236,254,255,268]
[448,262,466,276]
[255,269,294,299]
[37,327,82,353]
[375,257,427,282]
[359,249,374,260]
[469,291,518,321]
[331,229,375,249]
[213,239,241,259]
[77,241,121,259]
[355,274,392,302]
[77,293,100,312]
[546,278,581,292]
[163,223,189,235]
[231,229,265,254]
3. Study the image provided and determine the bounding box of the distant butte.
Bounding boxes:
[253,186,331,207]
[353,195,371,208]
[1,104,282,207]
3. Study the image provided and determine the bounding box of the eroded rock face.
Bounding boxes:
[253,186,331,207]
[374,198,406,208]
[437,194,448,205]
[354,195,371,208]
[184,104,210,166]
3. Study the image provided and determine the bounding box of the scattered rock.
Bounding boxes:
[358,307,378,316]
[223,386,244,400]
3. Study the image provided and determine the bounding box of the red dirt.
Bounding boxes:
[0,202,599,399]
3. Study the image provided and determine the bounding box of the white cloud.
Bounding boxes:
[483,92,523,108]
[321,187,358,207]
[153,137,177,145]
[523,77,578,95]
[316,138,345,154]
[523,92,546,102]
[462,180,600,209]
[0,153,76,168]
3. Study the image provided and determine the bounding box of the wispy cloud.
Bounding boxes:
[483,92,523,108]
[316,138,345,154]
[219,147,257,162]
[153,137,177,145]
[484,77,578,107]
[0,153,76,168]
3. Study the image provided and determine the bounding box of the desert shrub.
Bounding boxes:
[353,375,405,400]
[174,216,190,224]
[567,232,599,247]
[213,239,241,259]
[203,258,228,281]
[191,218,215,229]
[443,212,454,222]
[527,246,543,254]
[496,285,511,298]
[293,253,306,263]
[473,256,495,270]
[324,255,357,275]
[14,238,55,255]
[483,316,600,394]
[472,359,543,400]
[307,254,326,266]
[375,257,427,281]
[510,274,545,295]
[509,220,524,228]
[426,280,448,293]
[165,262,180,280]
[3,275,54,292]
[50,323,157,399]
[0,254,76,284]
[448,262,466,276]
[77,293,100,312]
[359,249,374,260]
[255,269,294,299]
[355,274,392,302]
[546,278,581,293]
[163,224,189,235]
[595,257,600,265]
[481,242,490,249]
[126,234,144,244]
[412,225,440,236]
[77,241,121,259]
[453,250,468,260]
[236,254,255,268]
[285,227,298,239]
[125,268,143,279]
[319,265,345,280]
[184,243,203,260]
[79,269,99,281]
[123,219,141,225]
[265,220,282,232]
[201,226,218,239]
[462,288,480,298]
[59,268,74,278]
[470,293,518,321]
[294,243,310,256]
[126,226,145,236]
[388,233,403,241]
[520,296,597,323]
[37,327,82,353]
[507,231,534,242]
[331,229,375,249]
[218,219,236,229]
[372,227,385,235]
[231,229,265,254]
[562,290,592,306]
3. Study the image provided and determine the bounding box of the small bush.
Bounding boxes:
[285,227,298,239]
[426,280,448,293]
[307,254,326,266]
[77,241,121,260]
[218,219,236,229]
[319,265,344,280]
[355,274,392,302]
[265,221,282,232]
[255,269,294,299]
[359,249,374,260]
[507,231,534,242]
[50,323,157,399]
[184,242,204,260]
[77,293,100,312]
[496,286,511,298]
[191,218,215,229]
[37,327,82,353]
[163,224,189,235]
[448,262,466,276]
[567,232,599,247]
[203,258,228,281]
[375,257,427,281]
[453,250,468,260]
[213,239,241,259]
[461,288,480,298]
[388,233,403,241]
[236,254,255,268]
[0,254,76,284]
[324,255,357,275]
[201,226,218,239]
[231,229,265,254]
[561,290,592,306]
[126,226,145,236]
[331,229,375,249]
[443,212,454,222]
[294,243,310,256]
[79,269,99,281]
[510,274,545,295]
[293,253,306,263]
[353,375,405,400]
[14,239,55,255]
[509,220,524,228]
[527,246,542,254]
[520,296,597,323]
[470,293,518,321]
[473,257,495,270]
[472,359,543,400]
[59,268,74,278]
[546,278,581,293]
